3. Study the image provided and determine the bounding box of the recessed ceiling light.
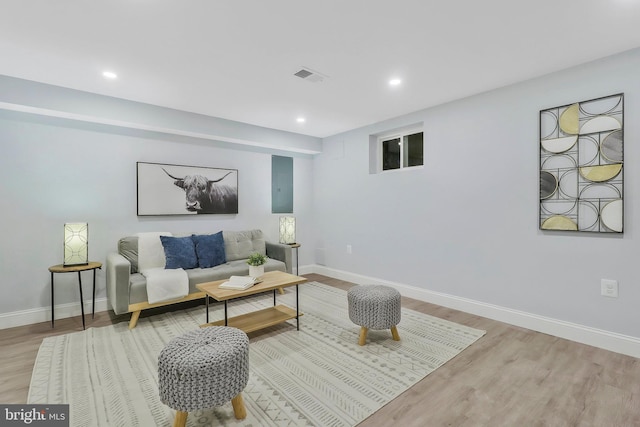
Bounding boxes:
[102,71,118,80]
[389,78,402,86]
[296,117,306,123]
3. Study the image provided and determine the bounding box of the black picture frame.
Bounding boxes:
[539,93,623,233]
[137,161,239,216]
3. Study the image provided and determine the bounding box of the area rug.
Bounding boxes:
[28,282,485,426]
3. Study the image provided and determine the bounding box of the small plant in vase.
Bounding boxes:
[247,253,267,278]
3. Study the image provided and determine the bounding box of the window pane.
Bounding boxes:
[404,132,423,167]
[382,138,401,170]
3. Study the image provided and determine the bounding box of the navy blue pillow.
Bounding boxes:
[192,232,226,268]
[160,235,198,269]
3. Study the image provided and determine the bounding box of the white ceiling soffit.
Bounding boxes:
[0,1,639,138]
[0,101,323,155]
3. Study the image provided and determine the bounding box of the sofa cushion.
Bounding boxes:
[160,235,198,269]
[223,230,266,261]
[192,232,226,268]
[118,236,139,273]
[116,229,270,273]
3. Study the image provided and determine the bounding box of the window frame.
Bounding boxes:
[377,126,424,173]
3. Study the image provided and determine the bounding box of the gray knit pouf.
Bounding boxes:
[347,285,401,345]
[158,327,249,426]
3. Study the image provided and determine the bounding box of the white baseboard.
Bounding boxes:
[306,265,640,359]
[5,266,640,359]
[0,298,109,330]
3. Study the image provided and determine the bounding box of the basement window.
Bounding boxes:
[368,123,424,174]
[380,129,423,171]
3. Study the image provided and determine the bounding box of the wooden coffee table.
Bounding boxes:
[196,270,308,333]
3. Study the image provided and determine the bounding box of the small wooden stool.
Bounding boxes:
[348,285,401,345]
[158,327,249,426]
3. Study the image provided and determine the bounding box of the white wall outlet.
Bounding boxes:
[601,279,618,298]
[346,244,352,254]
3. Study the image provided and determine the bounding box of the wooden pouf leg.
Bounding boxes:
[231,393,247,419]
[358,326,368,346]
[391,325,400,341]
[173,411,188,427]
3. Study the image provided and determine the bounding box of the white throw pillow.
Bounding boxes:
[136,232,172,273]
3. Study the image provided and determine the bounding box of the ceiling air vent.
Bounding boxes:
[293,67,326,83]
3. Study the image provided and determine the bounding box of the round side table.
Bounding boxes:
[48,261,102,329]
[289,243,300,275]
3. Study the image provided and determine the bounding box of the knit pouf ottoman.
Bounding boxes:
[348,285,401,346]
[158,327,249,427]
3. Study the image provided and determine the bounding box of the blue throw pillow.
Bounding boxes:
[160,235,198,269]
[192,232,226,268]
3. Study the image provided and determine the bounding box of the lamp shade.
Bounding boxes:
[279,216,296,244]
[64,222,88,266]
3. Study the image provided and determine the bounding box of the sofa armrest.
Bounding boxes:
[106,252,131,315]
[266,242,293,274]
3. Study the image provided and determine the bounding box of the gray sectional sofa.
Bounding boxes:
[106,229,292,328]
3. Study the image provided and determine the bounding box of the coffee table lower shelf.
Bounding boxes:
[200,304,303,333]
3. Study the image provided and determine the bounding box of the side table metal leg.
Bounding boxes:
[92,268,96,319]
[205,296,209,323]
[296,284,299,330]
[51,272,54,328]
[78,271,85,330]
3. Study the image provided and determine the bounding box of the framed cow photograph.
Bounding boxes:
[137,162,238,216]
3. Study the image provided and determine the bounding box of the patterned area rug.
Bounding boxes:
[29,282,485,426]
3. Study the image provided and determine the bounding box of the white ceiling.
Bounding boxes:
[1,0,640,138]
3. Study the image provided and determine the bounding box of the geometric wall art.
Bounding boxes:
[540,93,623,233]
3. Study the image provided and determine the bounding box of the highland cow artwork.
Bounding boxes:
[137,162,238,216]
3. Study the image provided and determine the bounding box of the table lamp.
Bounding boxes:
[279,216,296,244]
[64,222,89,266]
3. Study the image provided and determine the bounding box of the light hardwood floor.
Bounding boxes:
[2,273,639,426]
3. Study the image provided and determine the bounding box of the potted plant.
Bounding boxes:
[247,253,267,278]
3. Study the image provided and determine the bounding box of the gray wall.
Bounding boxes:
[313,48,640,338]
[0,85,316,321]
